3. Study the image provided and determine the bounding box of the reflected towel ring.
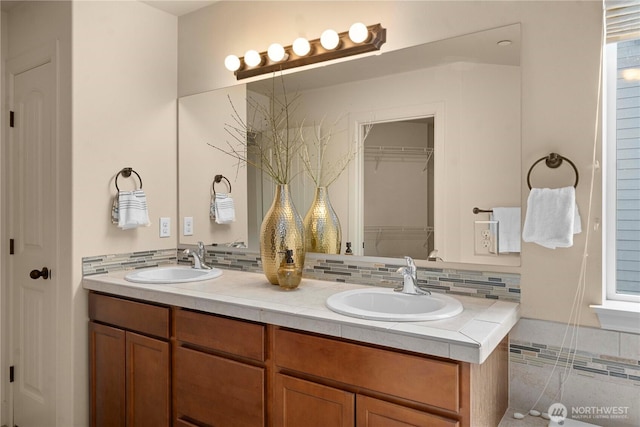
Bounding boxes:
[526,153,578,190]
[212,174,231,195]
[115,167,143,191]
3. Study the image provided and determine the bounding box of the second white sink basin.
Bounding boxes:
[326,288,463,322]
[125,266,222,284]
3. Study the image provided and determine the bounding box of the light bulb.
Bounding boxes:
[244,49,262,67]
[320,29,340,50]
[224,55,241,71]
[267,43,286,62]
[292,37,311,56]
[348,22,368,43]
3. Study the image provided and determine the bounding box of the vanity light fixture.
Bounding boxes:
[225,23,386,80]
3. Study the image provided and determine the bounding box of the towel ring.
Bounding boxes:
[115,167,143,191]
[212,174,231,195]
[526,153,578,190]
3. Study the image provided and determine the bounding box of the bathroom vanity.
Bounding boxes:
[84,268,519,427]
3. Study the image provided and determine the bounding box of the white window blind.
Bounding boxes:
[605,0,640,43]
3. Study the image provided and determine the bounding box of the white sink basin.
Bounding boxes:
[124,266,222,284]
[326,288,463,322]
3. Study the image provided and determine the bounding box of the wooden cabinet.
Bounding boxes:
[172,308,266,427]
[89,293,170,427]
[272,328,508,427]
[88,291,507,427]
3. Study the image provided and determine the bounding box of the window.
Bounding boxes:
[604,3,640,303]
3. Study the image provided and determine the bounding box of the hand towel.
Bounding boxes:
[117,190,151,230]
[213,192,235,224]
[522,186,582,249]
[491,207,521,253]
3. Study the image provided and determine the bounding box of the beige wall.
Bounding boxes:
[179,1,604,326]
[72,1,178,425]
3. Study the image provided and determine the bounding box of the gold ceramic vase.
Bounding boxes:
[303,186,342,254]
[260,184,305,285]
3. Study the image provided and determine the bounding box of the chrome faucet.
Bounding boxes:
[183,241,211,270]
[395,256,430,295]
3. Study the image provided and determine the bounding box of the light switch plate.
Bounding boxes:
[159,217,171,238]
[183,217,194,236]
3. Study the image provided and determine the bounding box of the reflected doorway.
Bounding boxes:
[363,118,435,259]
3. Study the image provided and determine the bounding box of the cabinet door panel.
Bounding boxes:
[274,374,355,427]
[357,395,459,427]
[89,322,125,427]
[174,346,265,427]
[126,331,170,427]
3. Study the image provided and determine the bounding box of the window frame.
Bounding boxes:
[603,41,640,304]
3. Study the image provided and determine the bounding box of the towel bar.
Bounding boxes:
[526,152,578,190]
[115,167,143,191]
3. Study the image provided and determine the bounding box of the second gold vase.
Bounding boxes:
[303,186,342,254]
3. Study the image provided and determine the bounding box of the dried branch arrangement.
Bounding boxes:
[209,76,305,185]
[299,117,373,188]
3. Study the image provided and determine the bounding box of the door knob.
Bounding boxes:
[30,267,50,280]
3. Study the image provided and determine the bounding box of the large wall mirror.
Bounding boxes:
[179,23,521,266]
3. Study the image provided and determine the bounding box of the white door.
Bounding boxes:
[9,59,57,426]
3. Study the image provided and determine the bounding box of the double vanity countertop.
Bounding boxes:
[82,267,520,364]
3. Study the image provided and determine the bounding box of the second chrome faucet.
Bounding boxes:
[395,256,430,295]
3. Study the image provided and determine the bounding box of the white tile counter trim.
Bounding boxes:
[82,267,520,364]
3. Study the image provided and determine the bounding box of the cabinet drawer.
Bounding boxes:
[89,292,169,339]
[274,328,461,412]
[174,309,265,361]
[174,346,265,427]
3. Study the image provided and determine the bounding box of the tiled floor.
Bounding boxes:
[499,409,549,427]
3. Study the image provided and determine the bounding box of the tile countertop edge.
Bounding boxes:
[82,269,520,364]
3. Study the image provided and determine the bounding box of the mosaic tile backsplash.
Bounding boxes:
[81,246,521,302]
[82,248,177,276]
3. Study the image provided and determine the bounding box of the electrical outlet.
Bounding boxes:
[183,217,194,236]
[159,217,171,238]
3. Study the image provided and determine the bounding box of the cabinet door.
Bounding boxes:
[274,374,355,427]
[126,331,170,427]
[174,346,265,427]
[356,395,459,427]
[89,322,125,427]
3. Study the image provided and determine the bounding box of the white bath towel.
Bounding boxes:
[117,190,151,230]
[522,186,582,249]
[213,192,235,224]
[491,207,521,253]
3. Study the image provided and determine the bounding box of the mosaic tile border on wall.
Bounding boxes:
[178,246,521,303]
[510,339,640,387]
[82,248,177,276]
[82,247,520,303]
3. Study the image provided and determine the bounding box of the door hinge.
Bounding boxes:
[9,239,14,255]
[9,111,14,128]
[9,366,14,383]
